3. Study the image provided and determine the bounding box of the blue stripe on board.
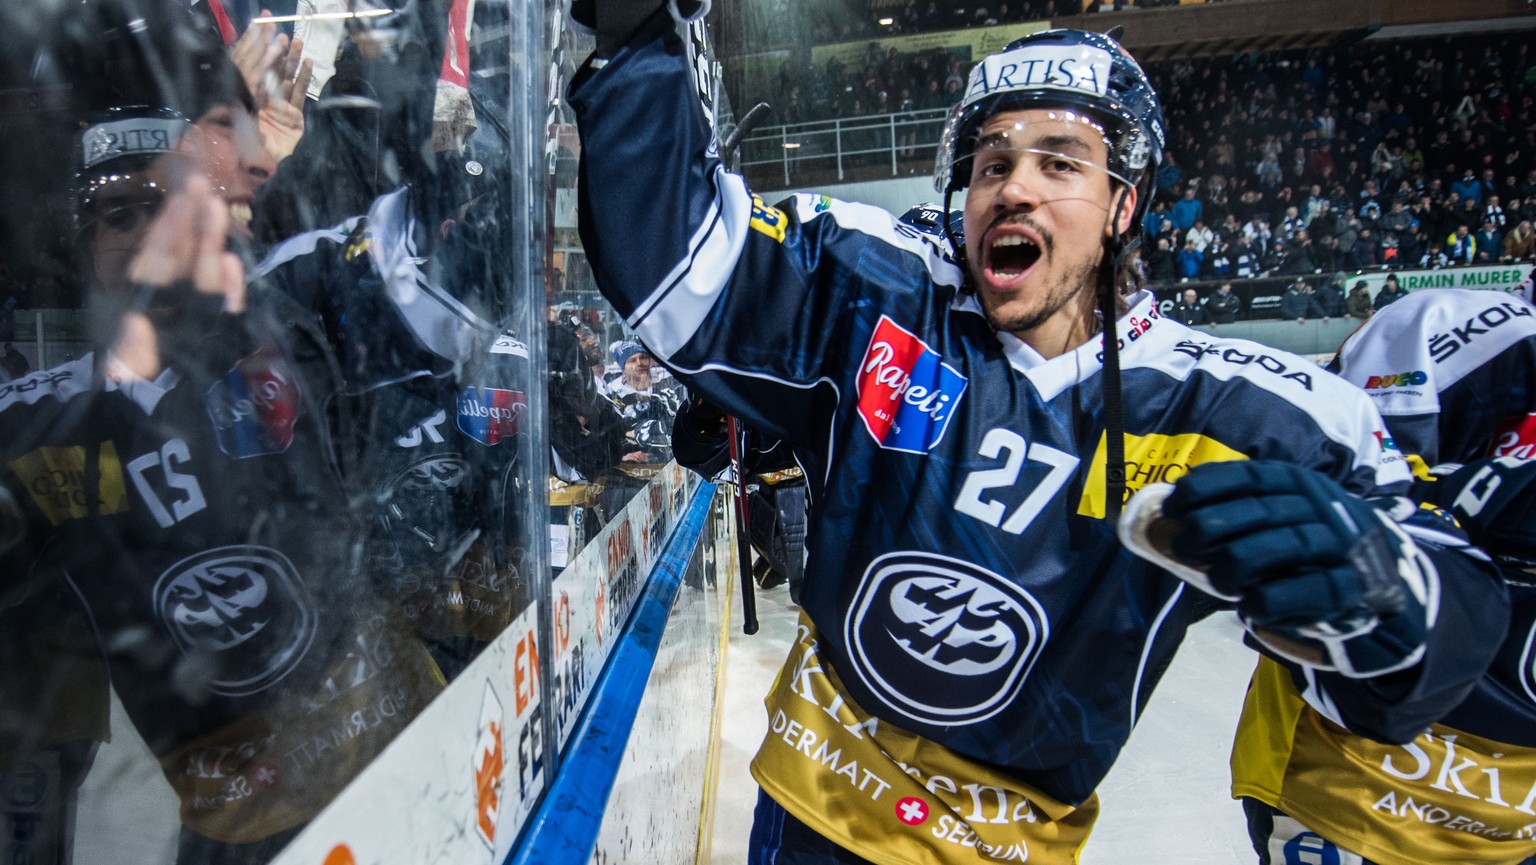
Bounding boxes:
[505,481,717,865]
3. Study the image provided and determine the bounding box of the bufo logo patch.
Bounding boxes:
[856,316,967,454]
[844,551,1047,725]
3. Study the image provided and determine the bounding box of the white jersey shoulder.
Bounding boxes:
[1336,288,1536,419]
[1127,301,1405,483]
[0,353,177,416]
[784,193,965,290]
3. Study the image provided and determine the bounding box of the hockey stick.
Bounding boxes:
[719,101,772,165]
[726,415,759,634]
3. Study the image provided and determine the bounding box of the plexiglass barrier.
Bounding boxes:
[0,0,712,862]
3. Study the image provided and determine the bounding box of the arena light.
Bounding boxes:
[782,142,802,149]
[251,8,394,24]
[878,17,894,25]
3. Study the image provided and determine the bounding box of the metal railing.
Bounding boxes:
[736,107,950,187]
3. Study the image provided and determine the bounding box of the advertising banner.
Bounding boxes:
[551,462,700,748]
[1351,262,1533,299]
[268,603,546,865]
[268,463,700,865]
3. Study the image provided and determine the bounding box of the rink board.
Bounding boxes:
[266,463,705,865]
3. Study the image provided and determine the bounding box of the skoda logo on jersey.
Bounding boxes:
[856,316,967,454]
[844,551,1048,726]
[457,386,527,446]
[205,350,300,458]
[153,545,317,697]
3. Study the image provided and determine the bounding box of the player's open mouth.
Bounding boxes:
[983,230,1043,285]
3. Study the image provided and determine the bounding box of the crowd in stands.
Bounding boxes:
[871,0,1243,40]
[1137,31,1536,288]
[766,28,1536,292]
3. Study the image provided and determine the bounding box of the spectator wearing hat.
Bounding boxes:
[1346,280,1373,318]
[1316,273,1347,318]
[1374,272,1409,310]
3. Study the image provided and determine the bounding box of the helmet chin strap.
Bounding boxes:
[941,186,967,284]
[1098,183,1135,521]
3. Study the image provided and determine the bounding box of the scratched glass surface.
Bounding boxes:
[0,0,588,861]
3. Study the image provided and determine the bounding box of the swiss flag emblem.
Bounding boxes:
[895,796,930,826]
[856,316,967,454]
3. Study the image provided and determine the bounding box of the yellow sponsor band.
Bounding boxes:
[10,442,129,526]
[1078,431,1247,518]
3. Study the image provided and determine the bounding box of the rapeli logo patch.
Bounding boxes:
[856,316,967,455]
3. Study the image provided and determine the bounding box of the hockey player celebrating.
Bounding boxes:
[568,9,1508,863]
[1232,288,1536,865]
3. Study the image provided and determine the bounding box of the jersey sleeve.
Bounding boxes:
[567,14,964,448]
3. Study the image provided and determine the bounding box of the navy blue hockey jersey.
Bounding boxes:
[570,18,1506,863]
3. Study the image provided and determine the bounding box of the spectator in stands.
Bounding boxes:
[1,343,27,379]
[1170,288,1207,325]
[1286,231,1317,274]
[1505,220,1534,262]
[1177,240,1204,280]
[1316,272,1348,317]
[1474,218,1503,263]
[1171,186,1202,232]
[1452,168,1484,207]
[1313,234,1343,273]
[1485,194,1508,231]
[1347,280,1373,318]
[1352,227,1381,268]
[1379,199,1415,239]
[1148,237,1179,284]
[1421,240,1450,269]
[1231,235,1260,279]
[1255,149,1283,188]
[1447,223,1477,264]
[1380,232,1404,266]
[1185,218,1215,253]
[1280,278,1325,323]
[1374,272,1409,310]
[1279,205,1306,240]
[1265,239,1291,275]
[1205,235,1233,278]
[1207,281,1242,324]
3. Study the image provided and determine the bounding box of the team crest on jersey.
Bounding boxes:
[1521,621,1536,708]
[856,316,967,454]
[205,349,300,459]
[153,545,317,697]
[844,551,1047,725]
[457,386,527,446]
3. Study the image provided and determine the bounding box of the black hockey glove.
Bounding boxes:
[1119,460,1435,678]
[1420,456,1536,573]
